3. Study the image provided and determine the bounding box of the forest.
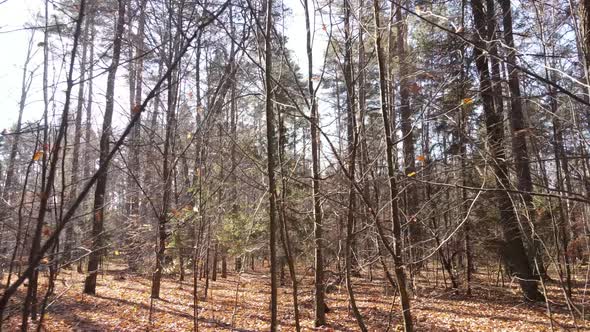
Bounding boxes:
[1,0,590,330]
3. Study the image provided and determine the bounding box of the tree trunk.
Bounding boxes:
[343,1,367,330]
[277,108,301,331]
[373,0,413,330]
[64,4,93,267]
[396,1,420,267]
[127,0,147,218]
[264,0,279,329]
[498,0,546,279]
[84,0,125,295]
[302,0,326,326]
[470,0,543,301]
[151,43,178,299]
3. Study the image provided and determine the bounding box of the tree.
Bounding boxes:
[264,0,279,329]
[84,0,125,295]
[373,0,413,330]
[470,0,543,301]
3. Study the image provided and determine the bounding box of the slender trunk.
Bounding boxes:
[64,5,93,266]
[264,0,279,328]
[396,1,419,264]
[277,108,301,332]
[84,0,125,295]
[302,0,325,326]
[343,1,367,330]
[374,0,413,330]
[128,0,148,217]
[151,48,178,299]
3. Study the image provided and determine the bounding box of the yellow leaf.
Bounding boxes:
[407,172,417,177]
[33,151,43,161]
[114,250,120,256]
[462,97,474,105]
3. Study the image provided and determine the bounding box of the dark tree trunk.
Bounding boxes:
[64,4,93,267]
[471,0,543,301]
[151,47,178,299]
[342,0,367,330]
[84,0,125,296]
[127,0,147,218]
[374,0,413,330]
[302,0,325,326]
[396,1,420,267]
[264,0,279,329]
[277,107,301,331]
[498,0,546,278]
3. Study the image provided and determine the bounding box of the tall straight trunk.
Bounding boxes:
[128,0,148,217]
[64,5,93,265]
[459,70,472,294]
[456,3,472,292]
[552,117,573,297]
[79,8,96,275]
[470,0,543,301]
[395,0,419,269]
[373,1,413,330]
[84,0,125,295]
[498,0,545,278]
[354,0,368,278]
[302,0,325,326]
[486,0,504,119]
[151,34,179,298]
[581,0,590,126]
[342,0,366,330]
[264,0,279,329]
[277,108,301,332]
[498,0,533,199]
[533,0,573,290]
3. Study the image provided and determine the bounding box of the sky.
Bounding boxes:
[0,0,44,131]
[0,0,325,132]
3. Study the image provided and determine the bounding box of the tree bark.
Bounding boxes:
[84,0,125,295]
[264,0,279,329]
[498,0,545,278]
[470,0,543,301]
[64,4,93,266]
[301,0,326,326]
[374,0,413,330]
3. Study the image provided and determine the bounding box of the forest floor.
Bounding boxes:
[2,263,590,331]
